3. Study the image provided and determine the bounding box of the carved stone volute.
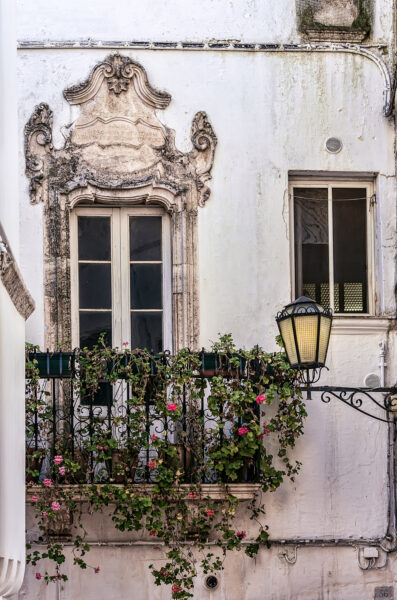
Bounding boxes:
[24,103,53,204]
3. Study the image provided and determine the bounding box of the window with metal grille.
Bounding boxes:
[70,206,172,350]
[291,181,374,314]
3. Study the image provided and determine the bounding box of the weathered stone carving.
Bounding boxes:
[24,54,217,349]
[0,251,35,320]
[24,103,53,204]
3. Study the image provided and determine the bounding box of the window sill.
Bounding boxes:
[331,316,393,335]
[26,483,261,502]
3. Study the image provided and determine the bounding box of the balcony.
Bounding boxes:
[26,350,265,492]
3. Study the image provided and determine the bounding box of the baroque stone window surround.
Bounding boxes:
[24,53,217,350]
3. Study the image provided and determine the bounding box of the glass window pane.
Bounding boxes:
[130,216,162,261]
[79,312,112,349]
[294,188,329,308]
[78,216,111,261]
[130,264,162,309]
[131,312,163,351]
[333,188,367,313]
[79,264,111,309]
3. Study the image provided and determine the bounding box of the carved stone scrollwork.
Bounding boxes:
[24,54,217,349]
[189,111,217,207]
[24,103,53,204]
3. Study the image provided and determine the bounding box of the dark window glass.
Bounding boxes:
[78,216,111,261]
[130,217,162,261]
[294,188,330,308]
[79,312,112,349]
[130,264,162,309]
[79,264,111,309]
[333,188,367,313]
[131,312,162,351]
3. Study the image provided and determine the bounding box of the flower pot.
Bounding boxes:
[106,449,139,483]
[28,352,73,378]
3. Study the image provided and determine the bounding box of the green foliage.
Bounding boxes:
[26,335,306,599]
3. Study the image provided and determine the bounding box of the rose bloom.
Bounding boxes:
[256,394,266,404]
[51,501,61,512]
[205,509,215,517]
[149,530,157,536]
[53,455,63,465]
[35,573,42,580]
[58,466,66,476]
[31,496,38,503]
[43,478,52,487]
[188,492,197,499]
[41,511,48,519]
[151,434,158,441]
[258,434,264,440]
[167,403,178,412]
[236,531,246,539]
[172,585,181,593]
[94,567,100,574]
[263,424,271,434]
[147,460,156,470]
[238,426,249,436]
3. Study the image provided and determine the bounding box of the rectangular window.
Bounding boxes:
[291,181,374,314]
[71,207,172,350]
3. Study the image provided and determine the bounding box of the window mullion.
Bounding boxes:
[328,185,335,313]
[119,207,131,348]
[111,208,122,348]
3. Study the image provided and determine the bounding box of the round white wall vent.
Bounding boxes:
[325,137,343,153]
[364,373,381,388]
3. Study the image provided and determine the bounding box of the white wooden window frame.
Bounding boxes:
[70,206,172,350]
[289,179,375,316]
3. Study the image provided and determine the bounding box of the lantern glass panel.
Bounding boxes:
[294,314,319,365]
[318,315,332,364]
[279,318,298,366]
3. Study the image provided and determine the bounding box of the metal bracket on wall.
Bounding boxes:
[301,386,397,424]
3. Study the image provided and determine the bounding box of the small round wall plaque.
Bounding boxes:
[325,137,343,153]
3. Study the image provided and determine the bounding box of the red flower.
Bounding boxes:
[258,434,264,439]
[151,434,158,441]
[236,530,246,539]
[147,460,156,470]
[172,585,181,593]
[149,530,157,536]
[238,426,249,436]
[188,491,197,499]
[35,573,42,580]
[153,545,159,550]
[256,394,266,404]
[205,509,215,517]
[263,424,271,434]
[94,567,100,574]
[167,403,178,412]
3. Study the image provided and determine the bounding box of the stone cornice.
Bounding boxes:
[0,252,35,320]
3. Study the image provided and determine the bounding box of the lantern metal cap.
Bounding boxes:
[277,297,332,320]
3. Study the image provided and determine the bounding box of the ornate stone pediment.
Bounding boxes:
[24,54,217,351]
[25,54,217,209]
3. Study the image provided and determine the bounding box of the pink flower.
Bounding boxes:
[43,478,52,487]
[263,424,271,434]
[41,511,47,519]
[31,496,38,503]
[94,567,100,574]
[236,530,246,539]
[258,434,264,439]
[149,530,158,536]
[147,460,156,470]
[53,455,63,465]
[58,466,66,476]
[188,492,197,499]
[122,342,129,346]
[51,501,61,512]
[205,509,215,517]
[151,434,158,441]
[55,574,61,580]
[35,573,42,580]
[238,426,249,436]
[172,585,181,593]
[256,394,266,404]
[167,403,178,412]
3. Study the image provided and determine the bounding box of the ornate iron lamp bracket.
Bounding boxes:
[300,386,397,424]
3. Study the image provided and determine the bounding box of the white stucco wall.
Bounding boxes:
[16,0,397,598]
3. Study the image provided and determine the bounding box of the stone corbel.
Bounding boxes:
[188,111,217,207]
[24,103,54,204]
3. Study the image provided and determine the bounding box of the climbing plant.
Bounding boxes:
[26,335,306,598]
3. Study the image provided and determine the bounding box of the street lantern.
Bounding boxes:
[276,297,332,384]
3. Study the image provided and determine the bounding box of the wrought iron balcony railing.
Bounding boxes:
[26,351,262,486]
